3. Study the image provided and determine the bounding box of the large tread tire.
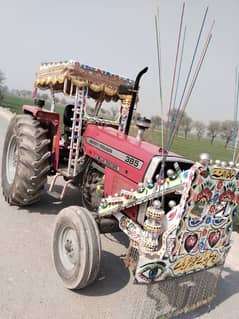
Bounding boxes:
[80,158,104,212]
[52,206,101,290]
[1,114,51,206]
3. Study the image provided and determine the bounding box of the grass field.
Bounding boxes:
[1,93,239,231]
[1,94,64,115]
[130,127,233,162]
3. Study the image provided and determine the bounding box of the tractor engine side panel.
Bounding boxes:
[104,167,139,221]
[83,125,156,184]
[104,167,138,197]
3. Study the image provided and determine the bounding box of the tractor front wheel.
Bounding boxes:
[1,114,51,206]
[52,206,101,289]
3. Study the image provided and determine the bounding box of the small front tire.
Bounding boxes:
[52,206,101,289]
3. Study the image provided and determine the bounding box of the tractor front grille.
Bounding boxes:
[137,157,193,225]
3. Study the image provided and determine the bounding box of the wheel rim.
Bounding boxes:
[6,135,18,184]
[58,226,80,271]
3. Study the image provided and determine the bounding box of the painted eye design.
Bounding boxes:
[139,262,166,282]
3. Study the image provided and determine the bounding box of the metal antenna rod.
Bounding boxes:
[232,67,239,162]
[165,1,185,142]
[156,3,186,209]
[156,2,185,208]
[166,9,211,150]
[172,25,187,112]
[155,5,166,208]
[155,8,164,112]
[169,24,214,148]
[174,7,209,121]
[155,7,164,152]
[165,26,187,151]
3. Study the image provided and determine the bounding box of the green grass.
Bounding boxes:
[171,136,233,162]
[1,94,65,129]
[1,94,64,116]
[1,94,36,114]
[1,93,235,162]
[130,127,233,162]
[1,93,239,231]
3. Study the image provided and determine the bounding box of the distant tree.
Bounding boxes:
[0,69,6,102]
[11,89,19,96]
[165,108,180,136]
[194,121,206,140]
[167,108,178,122]
[133,111,141,122]
[180,113,192,139]
[207,121,221,144]
[20,89,32,97]
[151,115,161,130]
[166,109,192,137]
[2,85,9,94]
[220,120,237,148]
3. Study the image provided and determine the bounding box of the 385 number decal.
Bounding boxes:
[86,138,143,169]
[125,155,141,168]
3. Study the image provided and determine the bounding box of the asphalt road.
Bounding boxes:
[0,109,239,319]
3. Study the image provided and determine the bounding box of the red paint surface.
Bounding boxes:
[83,125,183,182]
[104,167,138,220]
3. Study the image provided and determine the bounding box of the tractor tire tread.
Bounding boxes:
[1,114,50,206]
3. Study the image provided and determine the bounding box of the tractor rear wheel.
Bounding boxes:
[52,206,101,289]
[1,114,51,206]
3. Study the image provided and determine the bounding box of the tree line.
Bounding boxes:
[150,113,237,148]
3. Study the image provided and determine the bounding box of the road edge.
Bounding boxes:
[0,106,14,121]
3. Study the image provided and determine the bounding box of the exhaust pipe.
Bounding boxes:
[136,117,151,141]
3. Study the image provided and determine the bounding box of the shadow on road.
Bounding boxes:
[16,184,82,215]
[172,266,239,319]
[13,184,131,297]
[131,266,239,319]
[75,250,130,296]
[211,266,239,308]
[110,232,129,248]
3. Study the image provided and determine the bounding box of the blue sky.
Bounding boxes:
[0,0,239,123]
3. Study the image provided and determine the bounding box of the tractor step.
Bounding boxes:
[47,190,63,201]
[58,169,74,179]
[48,173,74,200]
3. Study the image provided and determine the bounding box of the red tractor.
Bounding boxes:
[2,61,238,318]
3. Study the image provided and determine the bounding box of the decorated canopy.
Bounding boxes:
[34,60,135,101]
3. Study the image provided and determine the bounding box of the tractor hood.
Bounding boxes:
[83,125,191,184]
